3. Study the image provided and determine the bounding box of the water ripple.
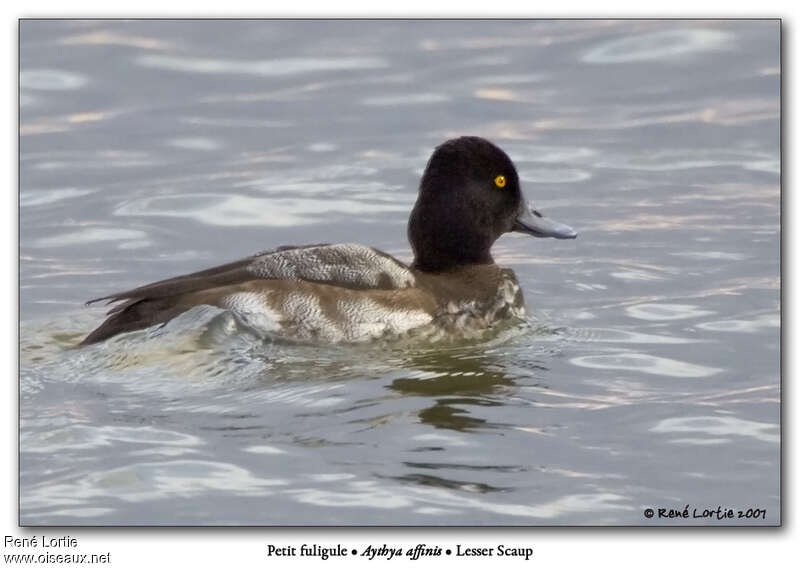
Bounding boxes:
[651,415,779,443]
[23,460,288,513]
[21,69,88,90]
[166,137,221,151]
[115,193,408,227]
[583,29,732,63]
[137,54,388,76]
[626,303,714,321]
[698,313,779,333]
[571,328,694,345]
[20,187,95,207]
[571,353,721,378]
[30,227,150,249]
[520,169,591,183]
[362,93,450,106]
[22,425,202,453]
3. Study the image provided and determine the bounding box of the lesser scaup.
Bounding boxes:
[81,136,576,345]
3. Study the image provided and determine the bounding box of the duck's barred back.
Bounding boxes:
[247,244,417,290]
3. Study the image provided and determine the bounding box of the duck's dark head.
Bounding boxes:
[408,136,577,272]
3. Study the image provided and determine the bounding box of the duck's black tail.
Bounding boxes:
[80,298,179,345]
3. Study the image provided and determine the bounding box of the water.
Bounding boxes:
[19,20,780,525]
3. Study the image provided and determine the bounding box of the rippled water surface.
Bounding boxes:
[19,20,780,525]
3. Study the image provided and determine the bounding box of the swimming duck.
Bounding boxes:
[81,136,576,345]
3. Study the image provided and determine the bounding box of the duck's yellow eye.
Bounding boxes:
[494,175,507,188]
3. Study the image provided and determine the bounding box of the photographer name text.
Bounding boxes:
[643,505,767,520]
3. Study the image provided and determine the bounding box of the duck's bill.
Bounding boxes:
[513,202,577,239]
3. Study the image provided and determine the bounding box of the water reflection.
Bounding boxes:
[389,348,518,432]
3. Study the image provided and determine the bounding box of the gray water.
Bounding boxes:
[19,20,780,525]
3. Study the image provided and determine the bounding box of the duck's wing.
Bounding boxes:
[86,243,416,311]
[81,243,417,345]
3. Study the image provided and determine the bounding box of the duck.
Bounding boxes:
[81,136,576,345]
